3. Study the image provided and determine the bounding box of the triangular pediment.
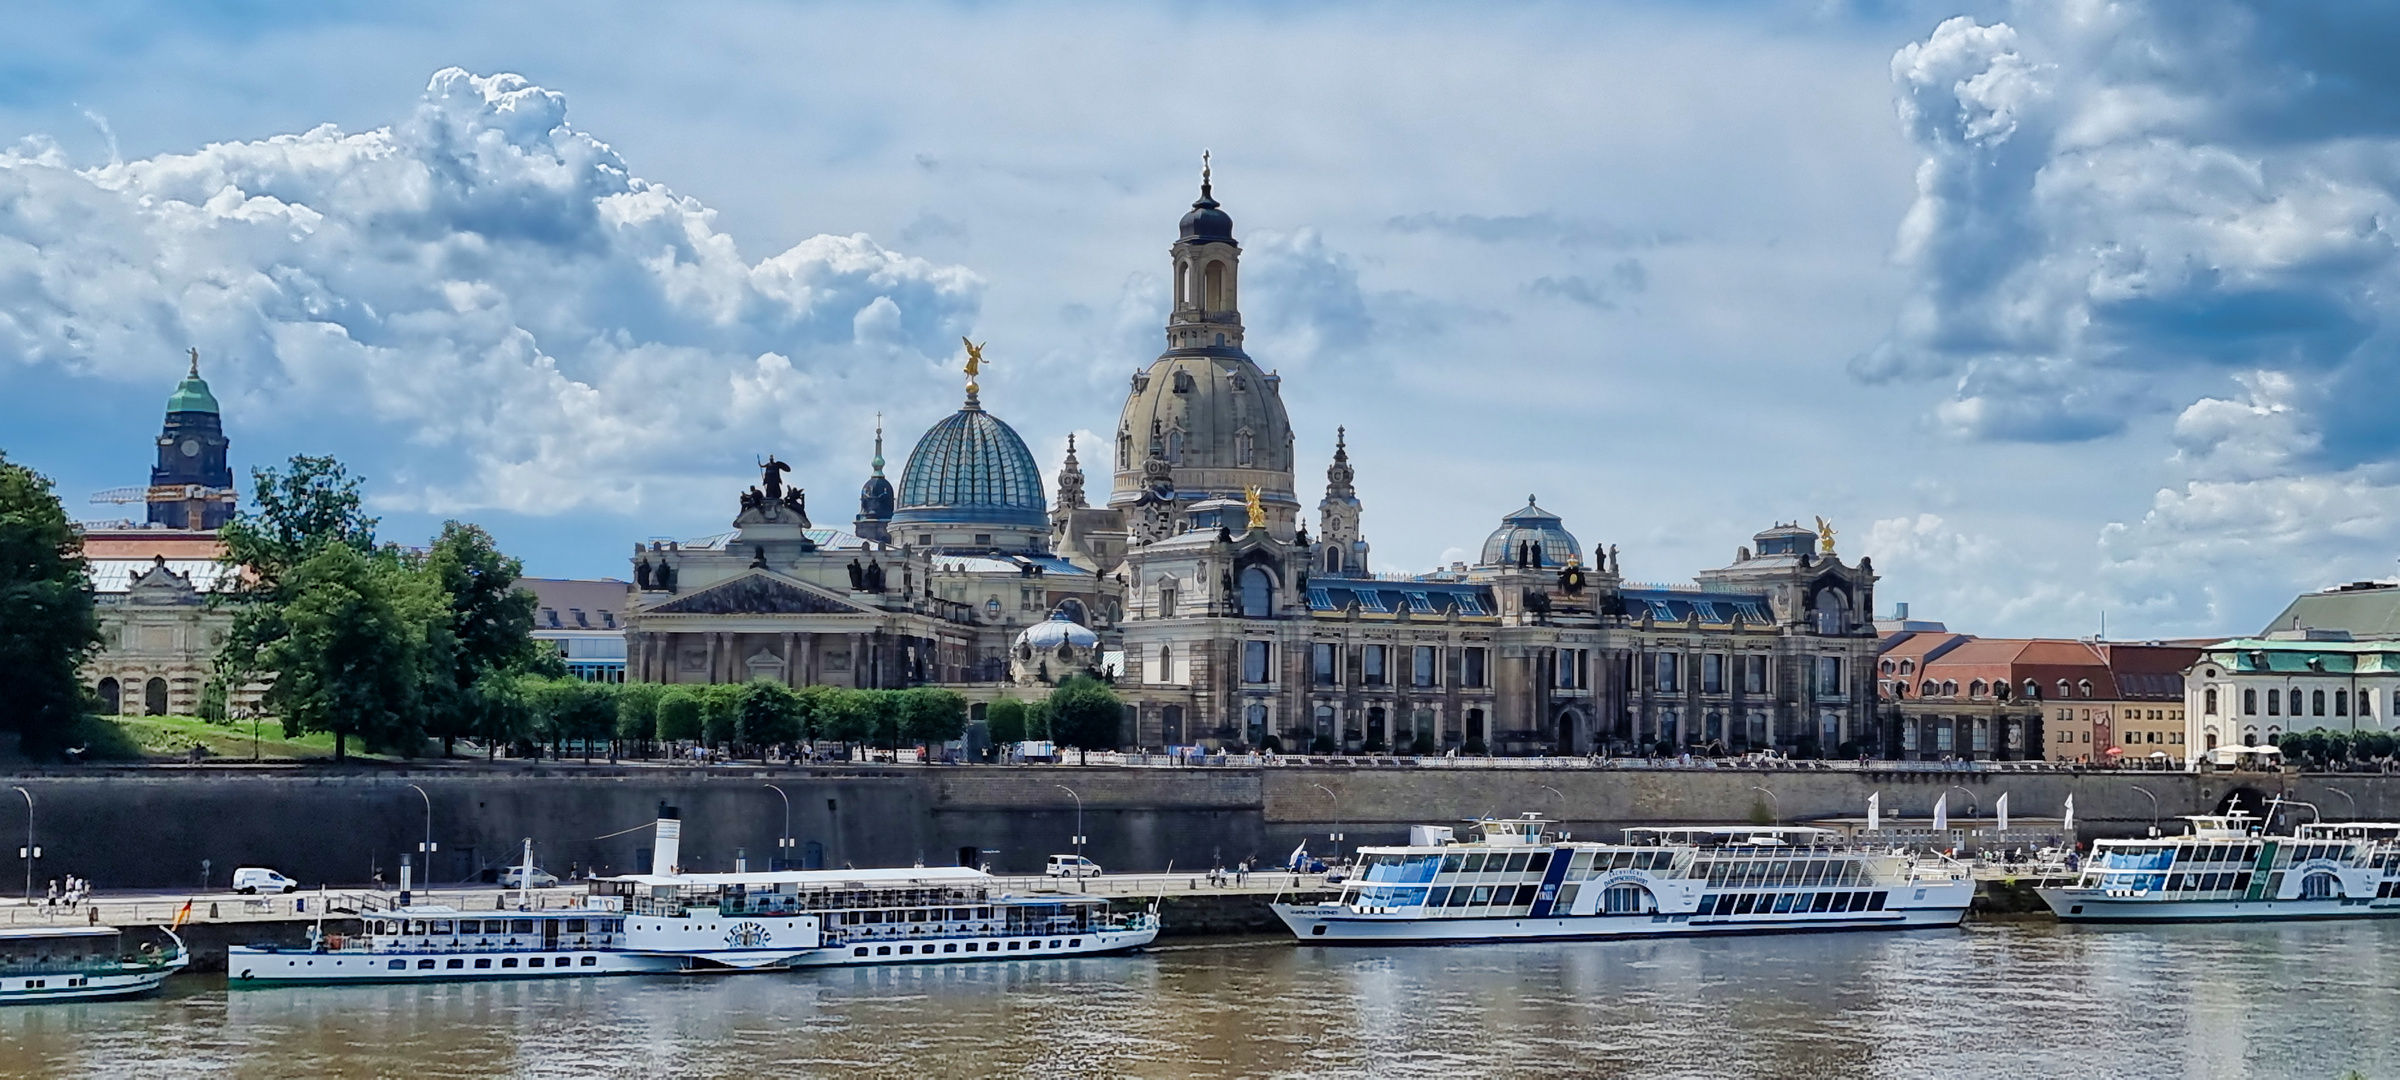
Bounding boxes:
[645,572,866,616]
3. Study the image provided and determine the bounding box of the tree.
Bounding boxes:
[819,689,873,753]
[900,687,968,751]
[987,698,1028,746]
[417,521,545,754]
[657,687,704,746]
[468,672,535,759]
[217,455,378,587]
[258,544,430,760]
[863,690,905,750]
[616,682,664,754]
[528,678,617,761]
[700,684,743,749]
[738,680,804,758]
[1046,674,1123,752]
[0,453,101,756]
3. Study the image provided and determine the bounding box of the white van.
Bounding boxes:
[232,867,298,894]
[1044,854,1102,879]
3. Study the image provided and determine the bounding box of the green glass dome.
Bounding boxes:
[166,355,219,414]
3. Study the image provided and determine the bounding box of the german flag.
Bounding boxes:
[170,899,193,930]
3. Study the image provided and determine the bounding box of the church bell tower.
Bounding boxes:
[147,348,236,531]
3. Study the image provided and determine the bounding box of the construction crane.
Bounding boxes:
[89,487,145,505]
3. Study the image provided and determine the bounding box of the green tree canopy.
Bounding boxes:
[616,681,665,744]
[217,455,378,588]
[1046,674,1123,751]
[259,543,432,760]
[468,672,535,758]
[738,680,805,754]
[900,687,969,748]
[657,687,704,743]
[700,684,743,748]
[986,698,1028,745]
[819,688,873,748]
[0,452,100,755]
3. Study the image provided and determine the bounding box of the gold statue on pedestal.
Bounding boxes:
[1244,485,1266,531]
[962,337,988,399]
[1815,516,1837,555]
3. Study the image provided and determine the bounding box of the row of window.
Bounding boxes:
[1881,675,2096,701]
[387,954,597,971]
[1293,643,1491,688]
[851,937,1080,958]
[1697,890,1888,917]
[1654,653,1775,694]
[2208,686,2388,719]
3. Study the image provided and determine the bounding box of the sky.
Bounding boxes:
[5,0,2399,640]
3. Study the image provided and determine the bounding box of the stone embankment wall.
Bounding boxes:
[0,764,2381,890]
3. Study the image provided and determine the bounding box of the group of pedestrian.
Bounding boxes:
[44,876,90,910]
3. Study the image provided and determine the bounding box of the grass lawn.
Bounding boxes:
[102,714,402,762]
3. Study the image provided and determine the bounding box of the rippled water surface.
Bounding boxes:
[4,921,2396,1078]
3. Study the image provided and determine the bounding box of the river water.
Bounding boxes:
[3,921,2392,1078]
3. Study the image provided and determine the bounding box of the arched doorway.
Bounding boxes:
[1161,705,1186,747]
[96,678,119,715]
[1597,881,1660,915]
[144,677,169,716]
[1556,708,1583,755]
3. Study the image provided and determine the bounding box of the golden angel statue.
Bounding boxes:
[1814,515,1836,554]
[961,337,987,397]
[1244,485,1266,530]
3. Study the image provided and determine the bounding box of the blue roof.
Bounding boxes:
[1307,579,1494,619]
[1621,589,1771,626]
[893,404,1046,530]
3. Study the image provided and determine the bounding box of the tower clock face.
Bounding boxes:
[180,439,200,457]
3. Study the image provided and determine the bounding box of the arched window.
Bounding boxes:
[1312,704,1335,743]
[1166,429,1183,462]
[1174,260,1188,306]
[1969,680,1987,698]
[2289,688,2304,715]
[1240,566,1275,618]
[2267,690,2281,716]
[1235,428,1254,466]
[2336,690,2349,716]
[2024,679,2039,700]
[1324,547,1343,573]
[96,678,120,715]
[1118,430,1131,470]
[1155,646,1173,685]
[2204,687,2219,715]
[1204,261,1225,310]
[144,677,169,716]
[2243,688,2258,714]
[2312,689,2326,716]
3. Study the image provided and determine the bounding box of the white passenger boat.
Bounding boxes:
[2037,803,2400,923]
[586,807,1159,968]
[231,806,1157,985]
[0,925,186,1002]
[1272,814,1973,944]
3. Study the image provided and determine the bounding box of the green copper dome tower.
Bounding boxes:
[147,348,236,530]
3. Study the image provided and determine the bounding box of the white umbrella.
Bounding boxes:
[1868,792,1881,832]
[1996,792,2010,833]
[1933,794,1949,833]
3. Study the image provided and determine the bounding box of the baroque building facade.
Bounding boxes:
[622,169,1883,755]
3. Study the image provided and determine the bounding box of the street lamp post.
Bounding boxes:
[1750,785,1778,826]
[765,784,793,868]
[408,784,436,900]
[1054,785,1086,865]
[2130,784,2160,836]
[2327,785,2358,821]
[1314,783,1344,864]
[12,788,33,904]
[1948,785,1980,821]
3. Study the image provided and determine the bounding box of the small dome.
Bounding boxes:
[1478,496,1583,568]
[1180,194,1234,243]
[1014,610,1099,653]
[893,403,1047,530]
[166,372,218,414]
[858,475,894,520]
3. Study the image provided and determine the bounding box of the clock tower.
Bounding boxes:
[147,349,236,531]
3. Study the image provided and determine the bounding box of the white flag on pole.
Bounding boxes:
[1868,792,1881,832]
[2062,794,2076,842]
[1932,793,1949,833]
[1996,792,2010,832]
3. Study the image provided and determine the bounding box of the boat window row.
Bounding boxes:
[375,918,623,936]
[384,954,599,971]
[835,907,995,925]
[849,937,1084,958]
[2278,844,2356,864]
[1698,891,1887,917]
[2161,872,2254,893]
[1691,858,1870,889]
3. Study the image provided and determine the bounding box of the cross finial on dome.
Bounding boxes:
[1201,149,1212,200]
[871,413,886,476]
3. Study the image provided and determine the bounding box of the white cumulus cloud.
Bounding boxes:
[0,68,981,516]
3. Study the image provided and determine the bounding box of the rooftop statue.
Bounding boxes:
[759,455,791,502]
[962,337,988,398]
[1815,515,1837,555]
[1245,485,1266,530]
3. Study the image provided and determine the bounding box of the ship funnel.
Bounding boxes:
[652,802,682,876]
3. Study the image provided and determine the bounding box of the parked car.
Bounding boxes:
[1044,854,1102,879]
[498,866,560,889]
[232,867,298,894]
